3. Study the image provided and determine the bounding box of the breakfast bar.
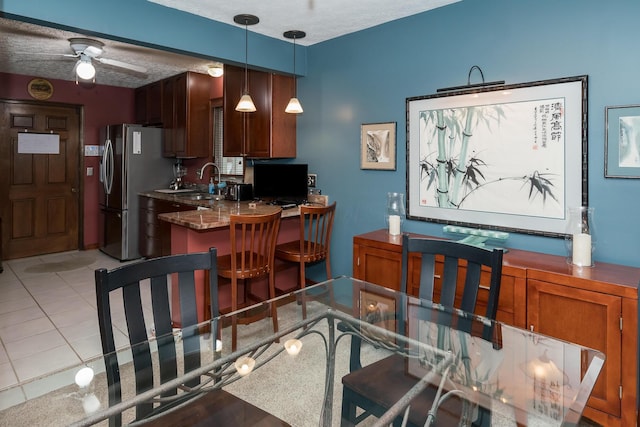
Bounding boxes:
[152,193,302,324]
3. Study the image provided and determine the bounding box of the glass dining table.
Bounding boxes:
[0,276,604,426]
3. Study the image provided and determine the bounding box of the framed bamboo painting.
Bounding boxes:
[406,75,588,237]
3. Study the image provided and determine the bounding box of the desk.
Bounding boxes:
[0,277,604,426]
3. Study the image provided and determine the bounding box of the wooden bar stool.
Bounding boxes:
[217,209,282,351]
[275,202,336,316]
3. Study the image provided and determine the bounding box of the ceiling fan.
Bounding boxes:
[63,37,147,81]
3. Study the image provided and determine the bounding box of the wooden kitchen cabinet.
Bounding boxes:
[139,196,193,258]
[528,279,622,422]
[353,229,639,426]
[524,257,640,427]
[134,80,162,125]
[162,72,211,158]
[223,64,296,158]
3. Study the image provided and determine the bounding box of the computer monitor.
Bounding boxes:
[253,163,308,203]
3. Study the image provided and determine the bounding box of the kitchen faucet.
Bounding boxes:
[197,162,226,194]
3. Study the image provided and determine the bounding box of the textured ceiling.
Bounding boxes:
[149,0,460,46]
[0,17,219,88]
[0,0,459,88]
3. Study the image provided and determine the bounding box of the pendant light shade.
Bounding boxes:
[236,94,257,112]
[284,30,306,114]
[234,14,259,113]
[285,97,303,114]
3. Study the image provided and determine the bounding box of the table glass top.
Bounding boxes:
[0,276,604,426]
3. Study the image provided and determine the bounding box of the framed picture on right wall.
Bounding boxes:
[605,104,640,178]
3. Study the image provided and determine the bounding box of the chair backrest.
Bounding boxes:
[229,209,282,279]
[95,248,218,426]
[298,202,336,263]
[400,235,503,320]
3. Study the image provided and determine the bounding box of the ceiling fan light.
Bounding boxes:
[236,94,256,112]
[285,97,303,114]
[76,59,96,80]
[207,64,224,77]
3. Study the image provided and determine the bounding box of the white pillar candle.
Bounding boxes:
[388,215,401,235]
[572,233,592,266]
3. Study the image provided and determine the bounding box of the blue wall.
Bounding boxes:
[297,0,640,276]
[4,0,640,275]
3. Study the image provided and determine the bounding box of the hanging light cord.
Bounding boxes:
[292,36,297,96]
[244,19,249,94]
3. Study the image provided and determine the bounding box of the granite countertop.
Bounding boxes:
[140,191,300,231]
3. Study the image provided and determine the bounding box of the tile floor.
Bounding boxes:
[0,250,135,391]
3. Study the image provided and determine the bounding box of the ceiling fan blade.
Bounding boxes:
[95,57,147,73]
[16,52,79,58]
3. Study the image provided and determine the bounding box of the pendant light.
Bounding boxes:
[234,14,259,112]
[284,30,305,114]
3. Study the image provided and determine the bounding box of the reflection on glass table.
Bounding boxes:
[0,276,604,426]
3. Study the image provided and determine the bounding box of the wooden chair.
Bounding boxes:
[95,248,289,427]
[217,209,282,351]
[275,202,336,287]
[340,235,504,427]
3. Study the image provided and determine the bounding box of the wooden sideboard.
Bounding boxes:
[353,230,639,426]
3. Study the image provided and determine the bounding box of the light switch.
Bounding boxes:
[87,167,94,176]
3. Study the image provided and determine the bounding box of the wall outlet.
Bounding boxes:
[308,173,317,188]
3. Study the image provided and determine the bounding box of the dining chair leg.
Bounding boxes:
[299,259,307,319]
[269,270,279,336]
[231,276,238,352]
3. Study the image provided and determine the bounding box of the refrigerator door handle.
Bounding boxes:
[103,138,114,195]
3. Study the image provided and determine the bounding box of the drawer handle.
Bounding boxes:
[478,285,490,291]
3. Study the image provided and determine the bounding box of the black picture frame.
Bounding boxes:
[406,75,588,237]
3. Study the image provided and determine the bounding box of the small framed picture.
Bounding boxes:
[361,122,397,170]
[605,105,640,178]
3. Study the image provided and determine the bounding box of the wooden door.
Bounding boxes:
[527,279,622,417]
[0,101,81,259]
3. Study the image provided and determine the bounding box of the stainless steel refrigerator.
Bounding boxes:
[99,124,174,260]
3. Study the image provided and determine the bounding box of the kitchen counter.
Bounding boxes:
[139,190,302,325]
[140,190,300,231]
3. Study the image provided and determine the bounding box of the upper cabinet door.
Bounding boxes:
[223,65,246,157]
[223,64,296,158]
[160,72,212,158]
